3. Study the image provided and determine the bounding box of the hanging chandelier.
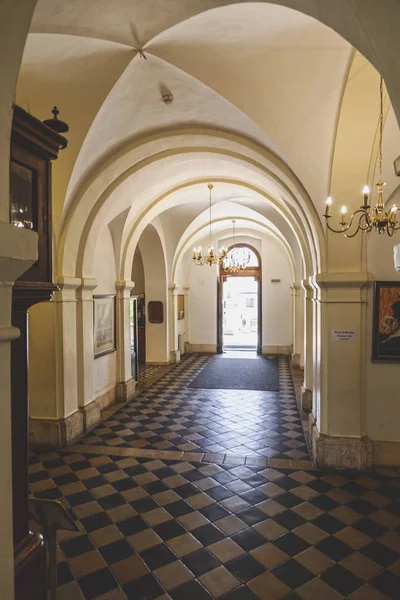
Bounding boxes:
[221,220,251,273]
[323,77,399,237]
[193,184,228,267]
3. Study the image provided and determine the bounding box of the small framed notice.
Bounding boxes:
[331,329,356,342]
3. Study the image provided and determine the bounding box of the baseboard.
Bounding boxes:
[188,344,217,353]
[96,384,117,410]
[262,345,292,355]
[145,361,170,365]
[372,440,400,466]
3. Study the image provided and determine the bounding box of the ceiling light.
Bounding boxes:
[323,77,399,236]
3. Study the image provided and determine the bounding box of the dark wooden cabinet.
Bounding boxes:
[10,105,67,599]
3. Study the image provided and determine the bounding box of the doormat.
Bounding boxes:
[188,356,279,391]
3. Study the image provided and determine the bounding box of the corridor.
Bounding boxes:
[29,359,400,600]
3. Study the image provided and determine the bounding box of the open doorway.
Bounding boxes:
[217,244,262,354]
[223,277,258,350]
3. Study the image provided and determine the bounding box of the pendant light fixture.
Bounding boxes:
[193,184,228,267]
[323,77,399,237]
[222,219,251,272]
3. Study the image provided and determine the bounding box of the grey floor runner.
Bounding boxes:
[188,356,279,391]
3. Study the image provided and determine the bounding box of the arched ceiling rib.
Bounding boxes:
[21,2,353,227]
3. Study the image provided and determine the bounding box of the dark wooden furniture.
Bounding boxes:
[10,105,67,600]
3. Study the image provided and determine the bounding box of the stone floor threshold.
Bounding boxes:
[59,444,314,471]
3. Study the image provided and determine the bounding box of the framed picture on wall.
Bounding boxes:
[94,295,116,358]
[372,281,400,362]
[177,294,184,320]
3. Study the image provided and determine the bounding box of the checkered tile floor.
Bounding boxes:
[83,355,309,462]
[29,451,400,599]
[28,354,400,599]
[138,364,172,390]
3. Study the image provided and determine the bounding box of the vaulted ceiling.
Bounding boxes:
[16,0,400,279]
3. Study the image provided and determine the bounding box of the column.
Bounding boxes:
[53,276,82,442]
[115,280,136,401]
[301,279,314,413]
[310,272,372,470]
[0,221,38,600]
[76,278,98,429]
[168,283,180,363]
[291,283,302,367]
[184,284,190,353]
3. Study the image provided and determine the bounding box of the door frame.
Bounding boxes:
[217,244,262,354]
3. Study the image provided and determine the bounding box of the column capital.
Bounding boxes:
[54,276,81,301]
[168,283,178,293]
[76,278,97,301]
[183,284,190,292]
[313,271,373,303]
[301,278,314,300]
[116,280,135,298]
[290,282,301,294]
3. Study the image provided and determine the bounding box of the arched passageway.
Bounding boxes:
[2,1,400,598]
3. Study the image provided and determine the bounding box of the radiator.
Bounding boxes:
[178,333,185,355]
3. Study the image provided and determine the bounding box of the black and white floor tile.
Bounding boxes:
[28,353,400,599]
[83,355,309,462]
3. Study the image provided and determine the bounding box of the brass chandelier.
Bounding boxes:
[193,184,228,267]
[222,219,251,272]
[323,77,399,237]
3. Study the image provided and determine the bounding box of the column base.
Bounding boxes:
[116,377,137,402]
[291,353,301,367]
[310,417,372,470]
[301,386,312,413]
[30,410,84,449]
[80,398,100,431]
[170,350,181,363]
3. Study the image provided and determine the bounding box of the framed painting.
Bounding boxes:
[177,294,184,320]
[94,295,116,358]
[372,281,400,362]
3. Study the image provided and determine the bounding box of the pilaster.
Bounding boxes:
[311,271,373,470]
[76,278,97,412]
[301,278,314,413]
[291,283,302,367]
[115,280,136,401]
[54,276,81,421]
[183,284,190,353]
[168,283,181,363]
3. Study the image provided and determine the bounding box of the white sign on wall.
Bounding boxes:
[331,329,356,342]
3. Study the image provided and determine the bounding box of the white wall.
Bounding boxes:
[187,233,293,350]
[93,225,117,399]
[261,236,293,348]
